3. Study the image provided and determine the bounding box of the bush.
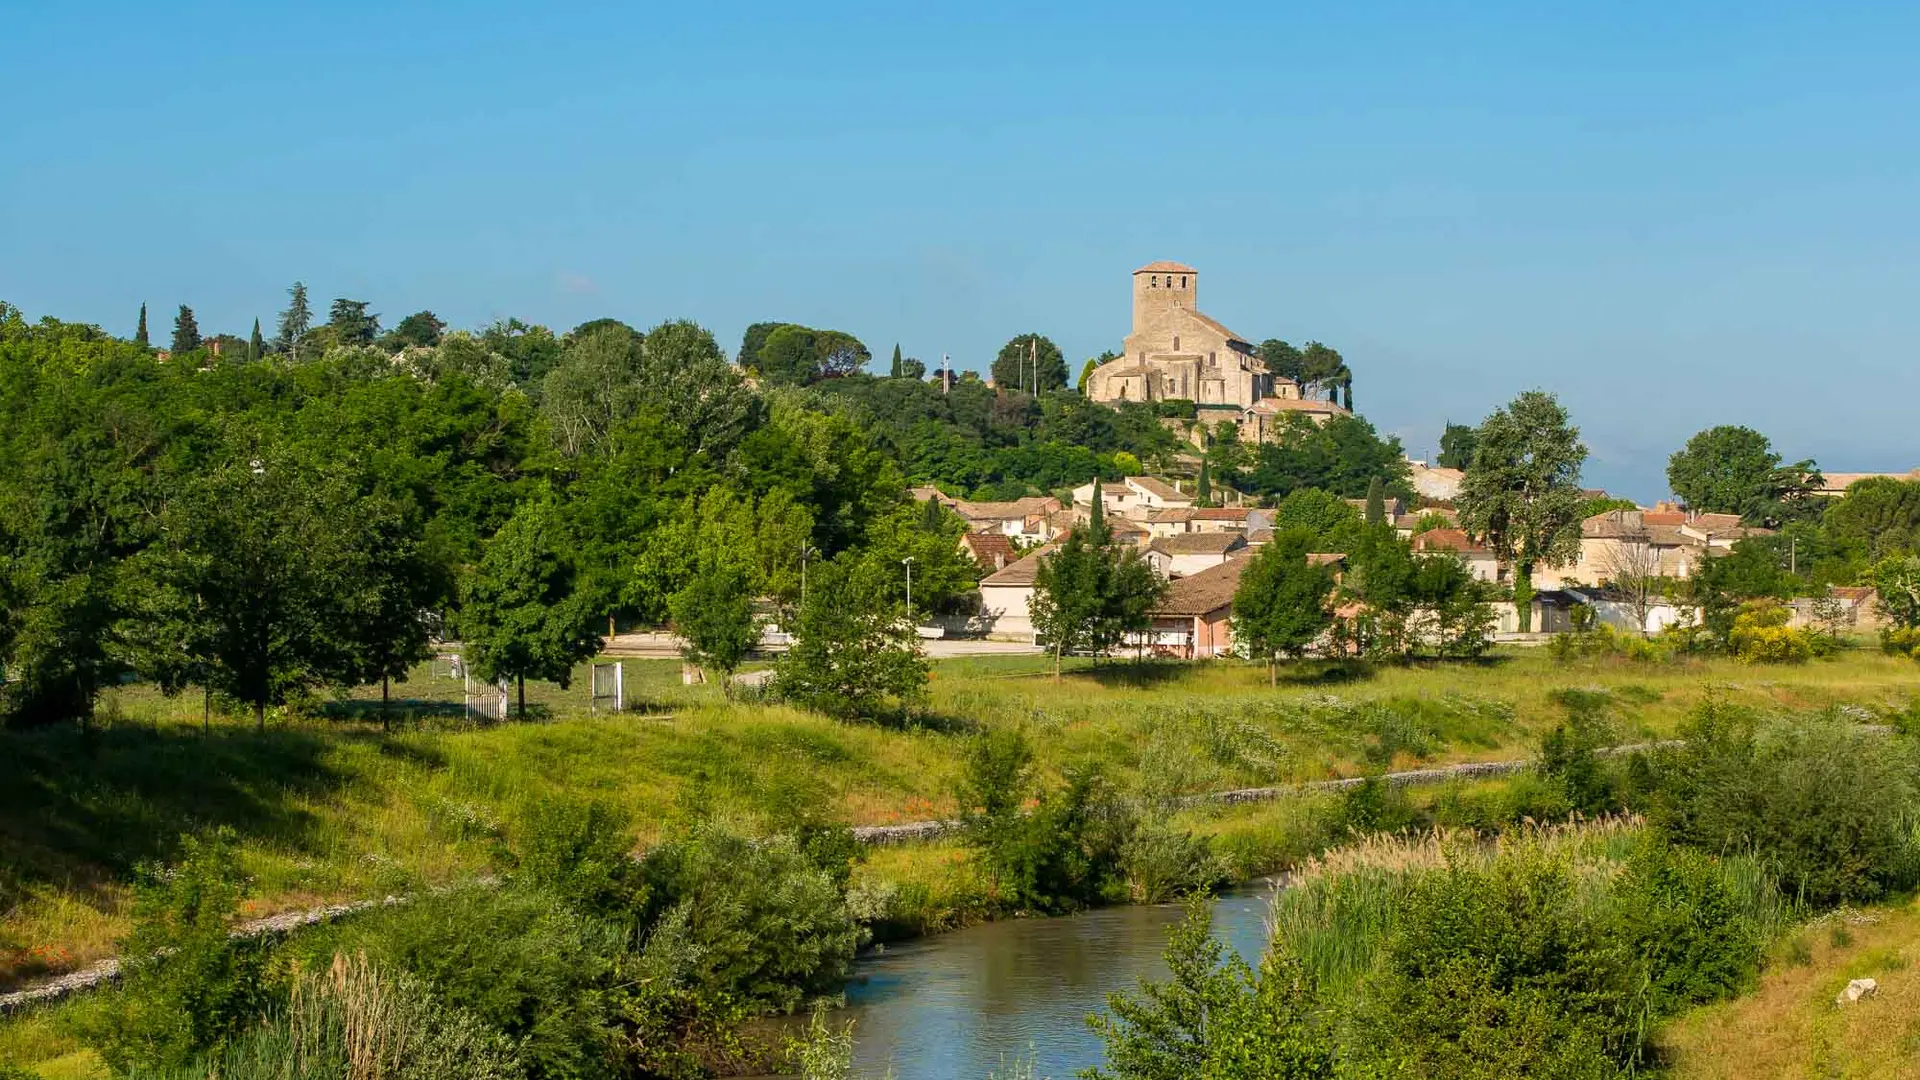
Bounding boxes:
[512,796,645,916]
[635,821,863,1013]
[325,884,622,1080]
[129,952,524,1080]
[1882,624,1920,661]
[1728,601,1813,663]
[80,829,277,1072]
[955,730,1141,912]
[1646,704,1920,905]
[1605,843,1764,1016]
[1538,690,1620,814]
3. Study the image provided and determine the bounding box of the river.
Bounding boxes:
[839,882,1277,1079]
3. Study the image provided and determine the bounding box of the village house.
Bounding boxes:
[1812,469,1920,497]
[1071,475,1194,517]
[1147,532,1247,578]
[1410,528,1502,583]
[1137,556,1249,658]
[975,543,1055,642]
[1536,507,1768,589]
[957,531,1016,575]
[1083,263,1347,439]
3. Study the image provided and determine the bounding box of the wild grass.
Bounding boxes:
[2,648,1914,990]
[1659,898,1920,1079]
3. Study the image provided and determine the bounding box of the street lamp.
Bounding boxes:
[902,556,915,623]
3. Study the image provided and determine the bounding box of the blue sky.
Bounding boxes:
[5,1,1916,501]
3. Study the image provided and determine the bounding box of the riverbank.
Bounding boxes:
[4,648,1915,992]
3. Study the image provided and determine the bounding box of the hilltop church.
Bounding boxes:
[1084,261,1346,441]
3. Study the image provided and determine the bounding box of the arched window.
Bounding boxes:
[1172,335,1179,351]
[1151,275,1158,288]
[1180,275,1187,288]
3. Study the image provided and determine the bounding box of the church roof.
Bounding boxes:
[1135,260,1197,274]
[1181,309,1254,347]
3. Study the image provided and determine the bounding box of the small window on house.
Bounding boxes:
[1180,275,1187,288]
[1150,275,1158,287]
[1172,335,1179,351]
[1208,351,1216,366]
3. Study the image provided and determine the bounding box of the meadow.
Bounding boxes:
[4,645,1916,997]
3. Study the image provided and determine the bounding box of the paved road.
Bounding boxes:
[603,631,1044,660]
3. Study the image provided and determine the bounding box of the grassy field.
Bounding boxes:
[2,645,1917,995]
[1659,899,1920,1078]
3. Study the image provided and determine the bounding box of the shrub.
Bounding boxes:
[327,884,622,1080]
[129,952,524,1080]
[512,796,645,916]
[635,821,863,1012]
[80,829,277,1072]
[1538,690,1619,814]
[1087,895,1333,1080]
[1331,776,1417,837]
[1882,624,1920,661]
[1604,842,1765,1015]
[1727,601,1812,663]
[1646,704,1920,905]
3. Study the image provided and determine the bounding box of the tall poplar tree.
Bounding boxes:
[248,319,264,362]
[170,305,201,354]
[135,303,149,347]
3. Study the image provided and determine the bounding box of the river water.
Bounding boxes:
[840,882,1277,1079]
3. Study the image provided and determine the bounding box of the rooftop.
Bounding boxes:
[1150,532,1247,556]
[1135,260,1197,274]
[1411,528,1489,555]
[980,543,1059,588]
[1151,556,1250,616]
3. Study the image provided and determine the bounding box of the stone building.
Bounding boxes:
[1085,261,1346,439]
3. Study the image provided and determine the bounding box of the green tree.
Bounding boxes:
[900,355,927,380]
[1257,339,1305,385]
[1667,425,1822,527]
[1272,488,1365,551]
[460,496,604,716]
[751,324,870,385]
[385,310,447,350]
[772,555,928,721]
[170,304,201,354]
[1233,528,1336,684]
[1826,476,1920,560]
[1087,896,1333,1080]
[670,564,759,692]
[336,498,444,716]
[1029,485,1165,679]
[541,323,646,457]
[1196,461,1213,507]
[246,318,262,362]
[1437,421,1477,470]
[328,297,380,346]
[275,281,312,360]
[1364,476,1386,525]
[134,461,368,730]
[135,302,149,348]
[990,333,1068,395]
[889,342,903,378]
[1456,391,1589,632]
[1078,355,1108,393]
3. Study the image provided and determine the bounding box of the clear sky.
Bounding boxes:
[5,1,1916,501]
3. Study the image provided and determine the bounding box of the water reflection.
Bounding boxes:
[843,882,1275,1079]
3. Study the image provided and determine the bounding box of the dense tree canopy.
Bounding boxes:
[989,333,1068,394]
[1667,425,1821,527]
[1456,391,1588,631]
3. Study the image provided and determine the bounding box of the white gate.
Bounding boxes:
[463,669,509,722]
[590,661,624,713]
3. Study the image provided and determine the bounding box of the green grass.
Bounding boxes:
[2,647,1916,994]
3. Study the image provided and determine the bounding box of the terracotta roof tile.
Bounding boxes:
[1135,260,1198,274]
[1150,532,1247,556]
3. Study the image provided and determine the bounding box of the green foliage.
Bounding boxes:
[990,332,1068,394]
[334,884,620,1080]
[170,304,201,354]
[634,821,863,1013]
[1538,690,1619,814]
[1339,525,1494,659]
[1232,527,1335,677]
[1667,424,1822,527]
[1269,488,1364,551]
[669,563,759,686]
[1826,476,1920,559]
[81,829,274,1072]
[135,301,150,348]
[1645,704,1920,905]
[1363,476,1385,525]
[956,729,1146,913]
[513,796,644,915]
[275,282,313,359]
[1238,414,1407,500]
[1456,390,1588,632]
[1871,554,1920,631]
[1087,896,1333,1080]
[1436,421,1477,470]
[460,496,604,712]
[1030,509,1165,676]
[384,309,448,351]
[327,298,380,346]
[772,554,928,722]
[749,324,870,385]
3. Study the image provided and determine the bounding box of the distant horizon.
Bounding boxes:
[7,1,1917,503]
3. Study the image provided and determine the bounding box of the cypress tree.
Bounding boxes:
[1365,476,1386,526]
[1197,462,1213,507]
[890,343,903,378]
[1089,479,1108,543]
[171,305,202,354]
[248,318,264,362]
[135,303,149,347]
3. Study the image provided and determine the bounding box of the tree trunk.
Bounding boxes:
[517,675,527,718]
[381,674,391,732]
[1270,658,1277,687]
[1514,564,1535,634]
[254,700,265,733]
[202,686,210,736]
[1053,640,1063,683]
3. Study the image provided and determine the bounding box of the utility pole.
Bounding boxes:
[902,557,915,622]
[1029,336,1038,396]
[941,353,950,394]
